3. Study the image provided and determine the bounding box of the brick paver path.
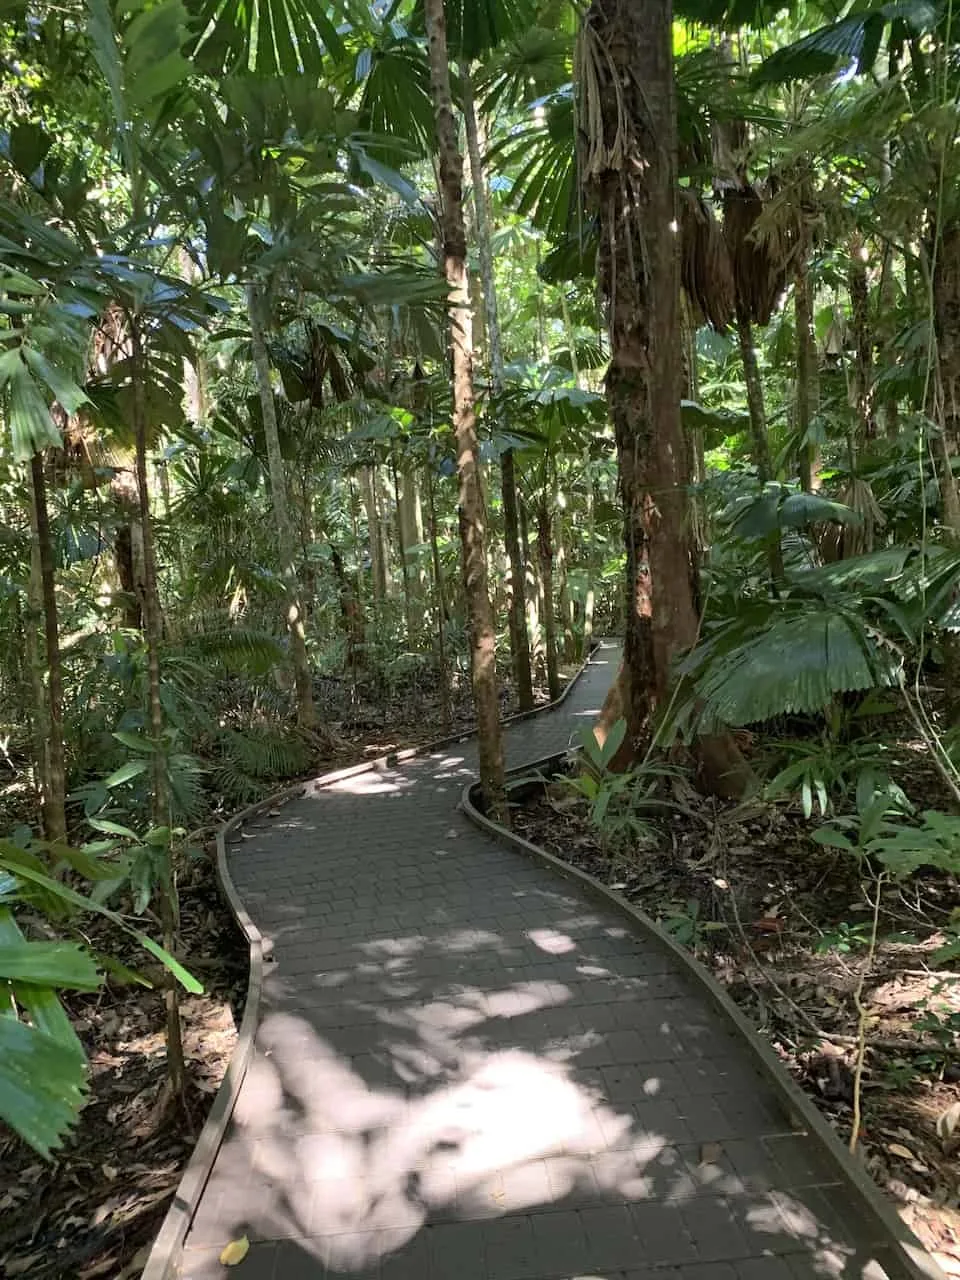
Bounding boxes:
[180,641,907,1279]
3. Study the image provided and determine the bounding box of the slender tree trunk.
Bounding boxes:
[519,494,541,674]
[582,0,751,798]
[27,454,66,842]
[735,293,784,580]
[877,243,900,437]
[130,321,185,1105]
[399,467,425,601]
[390,446,415,643]
[934,220,960,451]
[425,464,452,729]
[735,295,773,481]
[849,234,874,441]
[795,260,819,491]
[360,466,387,602]
[246,282,315,728]
[931,220,960,721]
[461,61,534,712]
[537,496,561,701]
[424,0,507,819]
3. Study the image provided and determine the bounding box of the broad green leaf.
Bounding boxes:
[810,827,854,852]
[599,718,627,769]
[0,1016,88,1158]
[0,941,101,989]
[112,730,158,753]
[21,346,89,415]
[9,123,53,179]
[104,759,149,787]
[0,860,202,995]
[5,352,63,458]
[0,910,84,1058]
[87,818,140,840]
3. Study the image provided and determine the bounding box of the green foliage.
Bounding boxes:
[0,838,200,1156]
[813,788,960,879]
[762,738,901,818]
[557,720,688,853]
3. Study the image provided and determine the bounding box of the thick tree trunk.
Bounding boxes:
[424,0,507,819]
[27,454,66,842]
[130,321,185,1106]
[246,283,315,728]
[462,62,534,712]
[581,0,751,798]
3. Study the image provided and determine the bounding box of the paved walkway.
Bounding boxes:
[180,641,906,1279]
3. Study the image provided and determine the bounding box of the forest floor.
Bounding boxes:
[0,664,561,1280]
[512,754,960,1277]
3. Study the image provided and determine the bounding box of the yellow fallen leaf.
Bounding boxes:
[887,1143,915,1161]
[219,1236,250,1267]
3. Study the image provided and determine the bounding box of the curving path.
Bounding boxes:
[179,640,912,1280]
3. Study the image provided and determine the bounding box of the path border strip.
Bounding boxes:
[141,642,606,1280]
[460,750,947,1280]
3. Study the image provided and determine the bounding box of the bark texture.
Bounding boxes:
[581,0,751,798]
[424,0,507,819]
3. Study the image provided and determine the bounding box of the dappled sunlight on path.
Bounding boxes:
[179,643,915,1279]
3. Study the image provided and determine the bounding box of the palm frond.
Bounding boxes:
[680,603,901,731]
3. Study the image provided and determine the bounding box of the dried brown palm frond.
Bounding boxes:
[722,181,795,327]
[819,478,886,561]
[679,191,735,333]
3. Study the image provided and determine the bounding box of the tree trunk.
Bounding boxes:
[932,220,960,722]
[390,446,415,642]
[424,0,507,820]
[519,494,542,675]
[581,0,751,799]
[27,454,66,843]
[461,61,534,713]
[735,293,784,581]
[934,220,960,451]
[735,294,773,481]
[399,466,425,602]
[130,320,185,1106]
[848,235,874,441]
[537,497,561,701]
[246,282,315,728]
[425,464,453,730]
[795,259,820,492]
[360,466,388,602]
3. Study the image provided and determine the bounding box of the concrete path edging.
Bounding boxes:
[459,753,947,1280]
[140,646,601,1280]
